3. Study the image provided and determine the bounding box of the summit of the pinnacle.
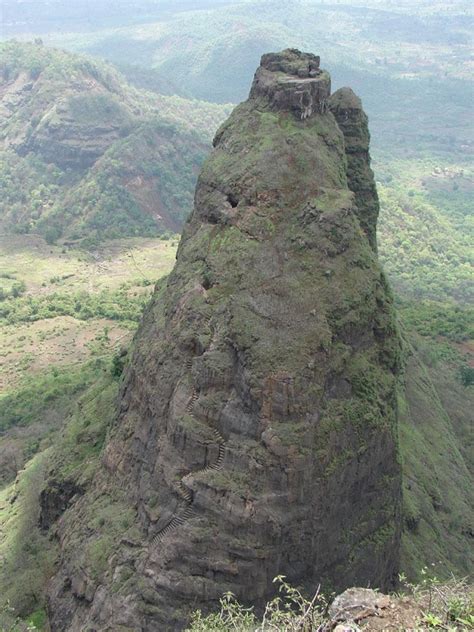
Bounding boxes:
[249,48,331,119]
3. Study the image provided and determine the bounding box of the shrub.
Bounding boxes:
[11,281,26,298]
[186,576,328,632]
[399,569,474,630]
[44,225,62,245]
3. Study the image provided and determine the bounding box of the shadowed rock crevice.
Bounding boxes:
[47,49,402,632]
[39,481,84,531]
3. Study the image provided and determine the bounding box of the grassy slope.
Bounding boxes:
[0,234,177,388]
[0,451,56,629]
[400,334,473,579]
[0,235,177,488]
[0,371,119,628]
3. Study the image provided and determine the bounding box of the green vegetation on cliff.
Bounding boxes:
[0,366,119,628]
[399,335,473,579]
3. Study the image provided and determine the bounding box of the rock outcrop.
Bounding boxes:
[250,49,330,119]
[329,88,380,251]
[324,586,425,631]
[47,49,402,631]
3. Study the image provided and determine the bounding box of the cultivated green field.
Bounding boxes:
[0,234,177,485]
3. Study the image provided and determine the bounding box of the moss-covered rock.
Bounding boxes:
[47,50,402,631]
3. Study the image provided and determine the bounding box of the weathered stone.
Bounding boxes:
[39,481,83,530]
[329,88,379,251]
[329,587,391,622]
[250,49,330,120]
[325,587,410,631]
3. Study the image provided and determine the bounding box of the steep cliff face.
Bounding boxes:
[330,88,380,252]
[48,49,402,631]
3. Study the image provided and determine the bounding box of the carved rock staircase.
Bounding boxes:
[151,354,226,548]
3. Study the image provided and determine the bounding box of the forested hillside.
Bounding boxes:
[0,41,230,245]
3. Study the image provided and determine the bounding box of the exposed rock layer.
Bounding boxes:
[330,88,380,251]
[47,50,402,631]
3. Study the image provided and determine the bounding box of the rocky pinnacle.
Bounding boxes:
[47,50,402,632]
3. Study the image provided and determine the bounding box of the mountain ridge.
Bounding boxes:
[0,40,231,244]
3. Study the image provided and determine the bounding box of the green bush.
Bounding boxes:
[459,366,474,387]
[399,301,474,342]
[44,226,62,245]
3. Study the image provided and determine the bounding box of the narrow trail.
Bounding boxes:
[151,326,227,548]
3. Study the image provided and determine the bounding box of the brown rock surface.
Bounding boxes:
[325,587,428,631]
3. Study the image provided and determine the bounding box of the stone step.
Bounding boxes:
[151,421,228,550]
[178,491,192,502]
[152,507,195,545]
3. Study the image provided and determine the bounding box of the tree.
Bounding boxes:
[11,281,26,298]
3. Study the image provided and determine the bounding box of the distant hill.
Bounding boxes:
[33,1,473,306]
[0,40,231,245]
[42,1,473,153]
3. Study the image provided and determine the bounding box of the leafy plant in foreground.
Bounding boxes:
[399,569,474,630]
[187,576,328,632]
